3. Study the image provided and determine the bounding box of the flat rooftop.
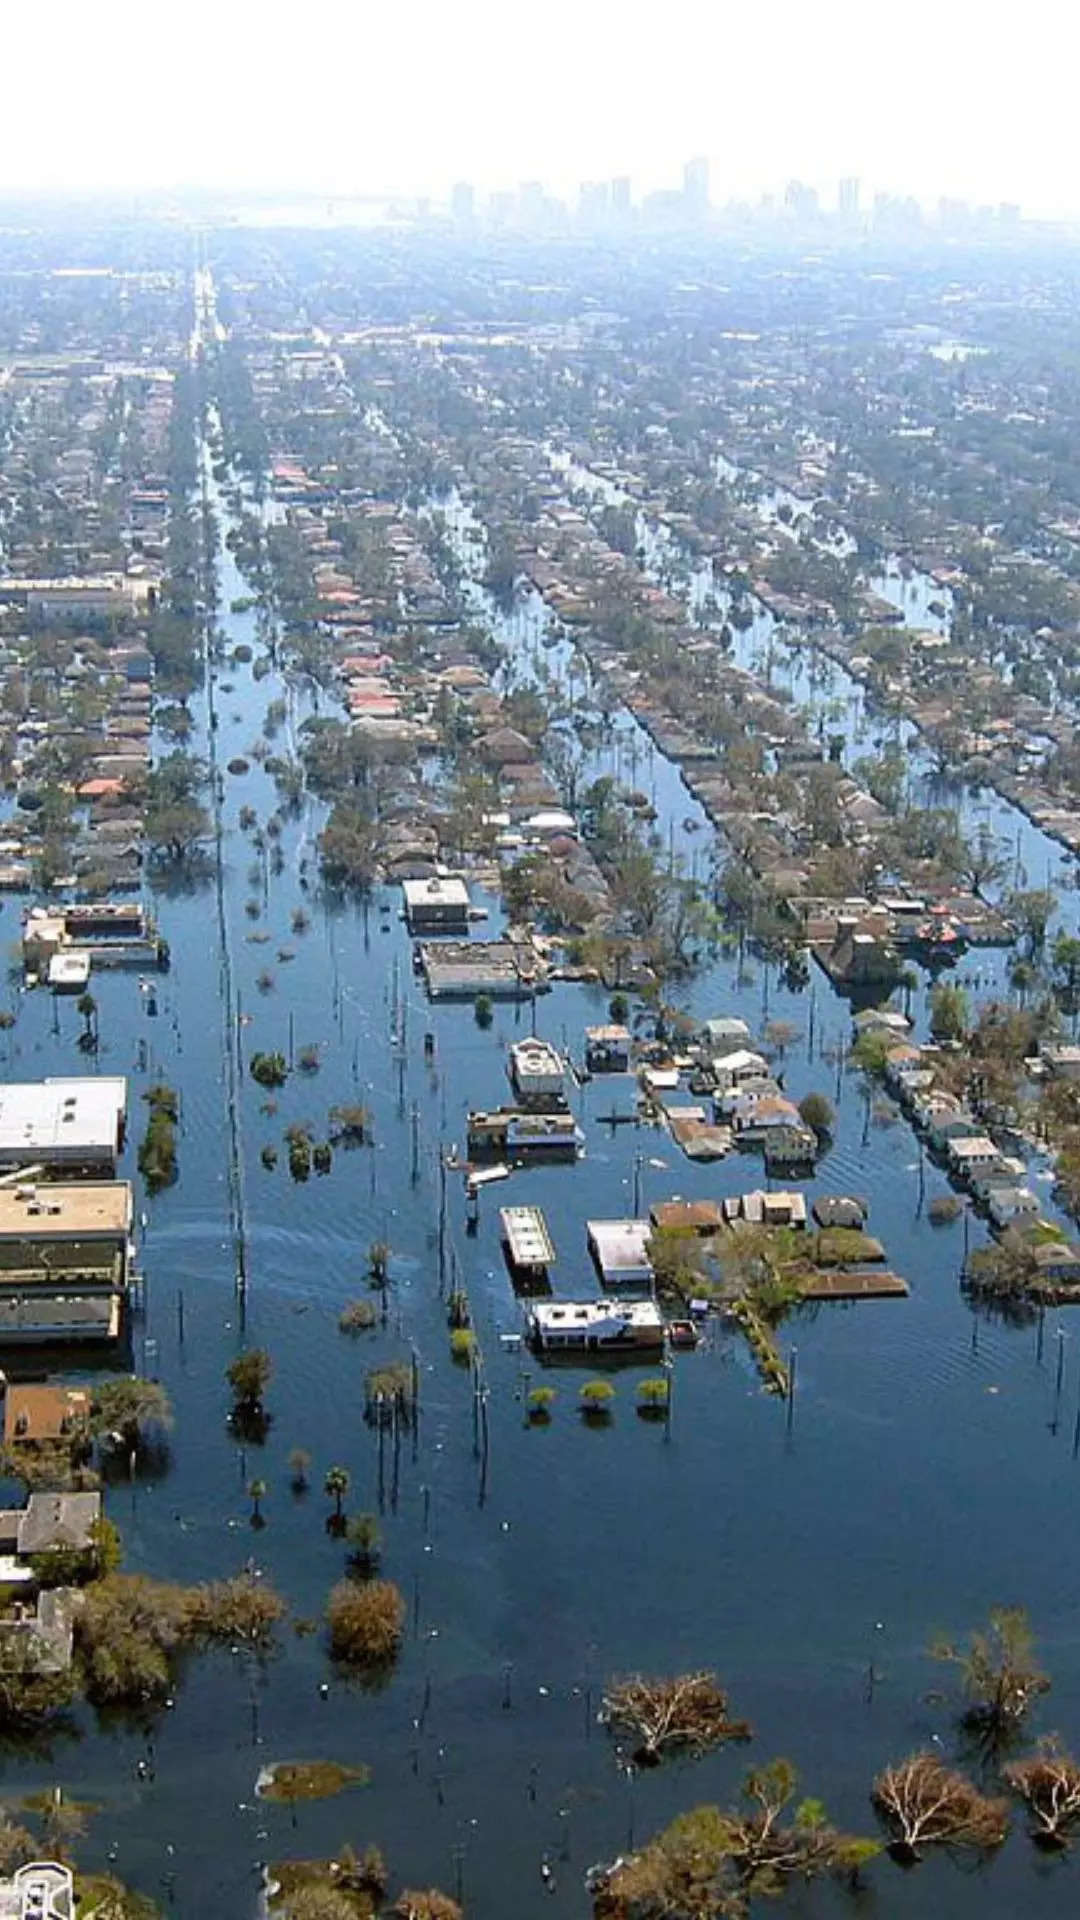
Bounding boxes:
[0,1181,132,1238]
[0,1078,126,1159]
[402,874,470,908]
[500,1205,555,1266]
[587,1219,653,1273]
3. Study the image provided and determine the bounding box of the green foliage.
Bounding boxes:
[798,1090,834,1134]
[580,1380,616,1417]
[324,1466,350,1517]
[138,1083,179,1193]
[227,1347,272,1410]
[76,1571,284,1703]
[91,1377,172,1443]
[932,1607,1050,1741]
[251,1050,288,1087]
[929,982,970,1043]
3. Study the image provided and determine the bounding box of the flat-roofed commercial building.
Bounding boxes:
[0,1179,132,1347]
[402,874,470,934]
[0,1079,126,1172]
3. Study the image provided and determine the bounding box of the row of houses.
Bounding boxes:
[868,1012,1080,1278]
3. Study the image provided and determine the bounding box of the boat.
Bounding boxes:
[667,1319,699,1349]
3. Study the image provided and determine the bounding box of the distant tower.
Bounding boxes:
[610,175,631,217]
[683,155,709,216]
[784,178,818,220]
[577,181,610,226]
[451,181,475,223]
[838,176,860,219]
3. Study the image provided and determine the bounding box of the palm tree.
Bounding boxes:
[248,1478,267,1528]
[324,1465,350,1525]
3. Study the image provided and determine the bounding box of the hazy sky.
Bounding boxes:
[9,0,1078,215]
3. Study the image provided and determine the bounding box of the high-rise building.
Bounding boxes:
[610,175,631,216]
[683,155,710,215]
[838,176,860,218]
[578,180,611,225]
[784,179,819,221]
[451,181,475,223]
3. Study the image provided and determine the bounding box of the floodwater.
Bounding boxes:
[1,408,1080,1920]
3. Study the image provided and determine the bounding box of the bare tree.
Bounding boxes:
[872,1752,1010,1859]
[601,1672,751,1766]
[932,1607,1049,1744]
[1005,1739,1080,1847]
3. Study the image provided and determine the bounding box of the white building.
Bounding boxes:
[587,1219,654,1288]
[0,1079,127,1171]
[509,1037,566,1100]
[986,1186,1042,1229]
[402,874,470,934]
[711,1048,769,1092]
[946,1135,1002,1176]
[528,1298,663,1351]
[0,1861,74,1919]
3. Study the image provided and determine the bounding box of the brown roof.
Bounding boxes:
[650,1200,723,1234]
[4,1384,91,1446]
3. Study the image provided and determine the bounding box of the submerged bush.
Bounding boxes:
[326,1578,404,1667]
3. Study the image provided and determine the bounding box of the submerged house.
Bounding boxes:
[528,1298,663,1352]
[585,1025,631,1072]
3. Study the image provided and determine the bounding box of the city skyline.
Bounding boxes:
[6,0,1080,221]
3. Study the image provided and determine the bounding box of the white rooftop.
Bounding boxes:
[530,1299,662,1333]
[587,1219,654,1275]
[0,1078,126,1161]
[401,875,470,908]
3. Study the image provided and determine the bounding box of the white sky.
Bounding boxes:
[6,0,1078,216]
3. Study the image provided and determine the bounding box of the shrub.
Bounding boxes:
[339,1299,377,1334]
[326,1578,404,1665]
[251,1051,288,1087]
[637,1376,670,1416]
[449,1328,476,1363]
[138,1083,179,1193]
[930,1193,964,1225]
[289,1135,312,1181]
[798,1090,835,1135]
[474,993,493,1028]
[527,1386,556,1422]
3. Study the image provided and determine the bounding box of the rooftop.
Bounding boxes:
[0,1182,132,1239]
[401,874,470,908]
[3,1385,91,1447]
[0,1079,126,1161]
[530,1299,662,1331]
